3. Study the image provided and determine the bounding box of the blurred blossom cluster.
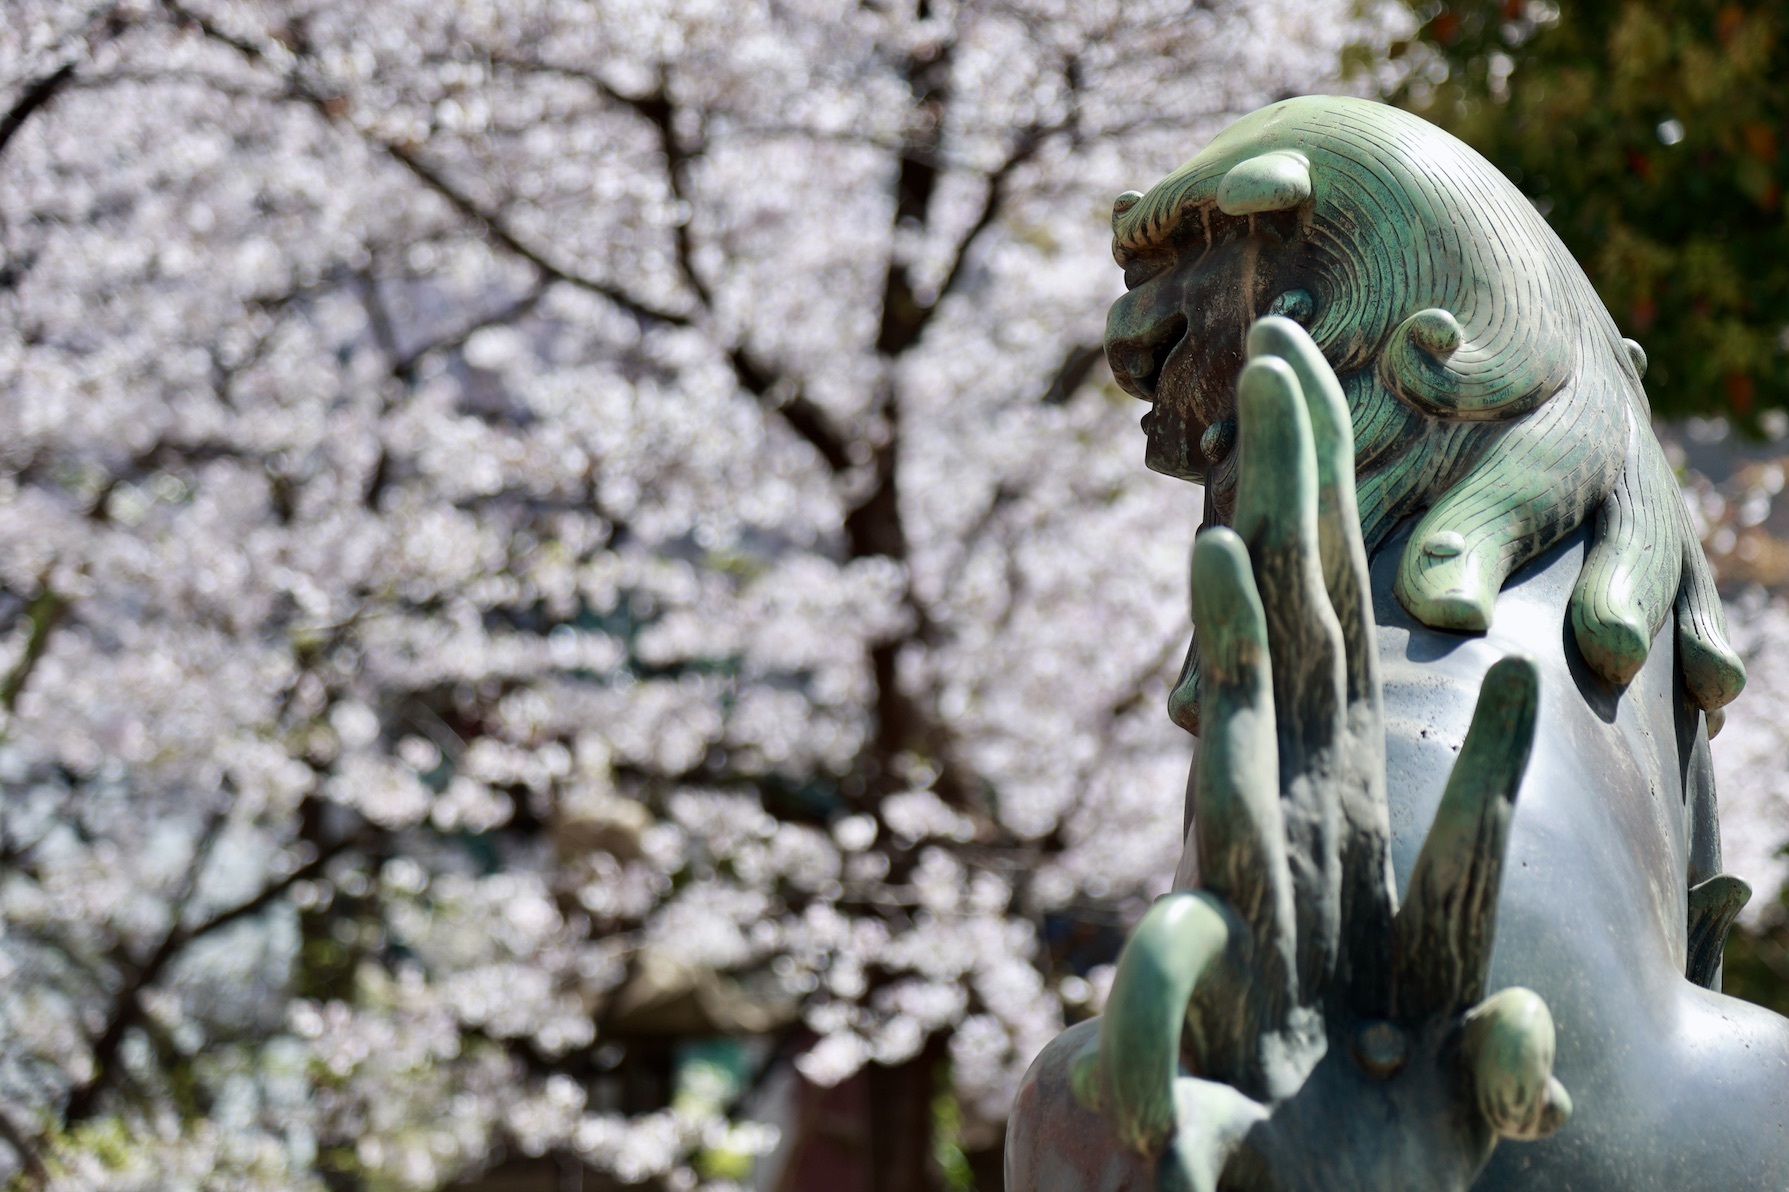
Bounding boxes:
[1671,416,1789,922]
[0,0,1393,1187]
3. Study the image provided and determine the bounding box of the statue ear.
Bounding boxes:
[1111,190,1145,231]
[1216,151,1312,215]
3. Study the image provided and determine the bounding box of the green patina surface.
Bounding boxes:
[1007,96,1784,1192]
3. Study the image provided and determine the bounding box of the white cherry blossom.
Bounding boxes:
[0,0,1398,1185]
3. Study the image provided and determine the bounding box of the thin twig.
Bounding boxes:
[1,584,67,713]
[63,831,358,1122]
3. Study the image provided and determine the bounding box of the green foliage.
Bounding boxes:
[1397,1,1789,421]
[931,1064,976,1192]
[674,1040,759,1182]
[1720,909,1789,1017]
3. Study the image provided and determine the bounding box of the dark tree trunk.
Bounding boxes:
[966,1130,1006,1192]
[867,1039,945,1192]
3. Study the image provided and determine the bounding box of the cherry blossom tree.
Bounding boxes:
[0,1,1392,1187]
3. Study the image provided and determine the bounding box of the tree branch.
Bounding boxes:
[480,53,857,473]
[928,129,1047,315]
[1,583,67,712]
[1041,343,1105,405]
[0,2,138,165]
[63,831,357,1122]
[0,64,76,162]
[477,53,717,311]
[621,79,713,310]
[165,12,856,476]
[356,272,403,368]
[157,0,686,328]
[376,142,691,327]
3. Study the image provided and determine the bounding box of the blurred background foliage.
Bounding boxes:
[1395,0,1789,424]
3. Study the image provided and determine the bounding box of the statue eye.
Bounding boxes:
[1268,288,1315,324]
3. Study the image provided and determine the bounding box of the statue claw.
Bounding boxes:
[1463,987,1571,1141]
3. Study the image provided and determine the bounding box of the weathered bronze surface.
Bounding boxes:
[1007,96,1789,1190]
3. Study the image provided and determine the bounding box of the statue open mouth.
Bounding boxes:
[1111,311,1187,402]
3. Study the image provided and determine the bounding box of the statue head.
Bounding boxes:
[1105,96,1745,718]
[1107,95,1592,489]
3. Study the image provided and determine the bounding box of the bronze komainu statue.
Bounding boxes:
[1007,96,1789,1190]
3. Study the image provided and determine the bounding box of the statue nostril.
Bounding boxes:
[1109,314,1190,400]
[1113,346,1155,389]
